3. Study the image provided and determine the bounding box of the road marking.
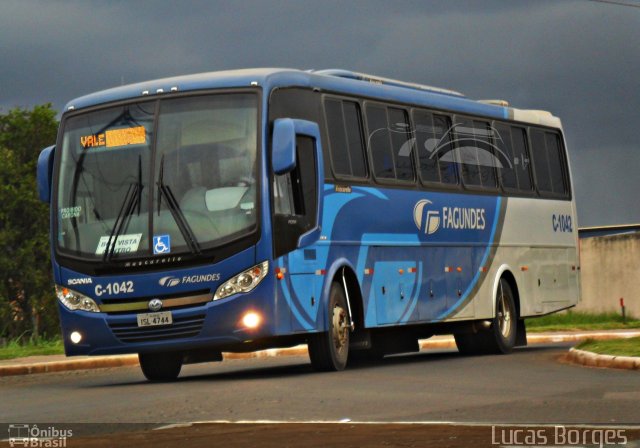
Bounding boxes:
[153,420,640,431]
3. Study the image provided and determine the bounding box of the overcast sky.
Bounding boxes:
[1,0,639,227]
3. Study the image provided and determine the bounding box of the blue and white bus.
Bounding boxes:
[37,68,580,380]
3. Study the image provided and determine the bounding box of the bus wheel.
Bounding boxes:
[308,282,350,371]
[139,352,183,382]
[454,278,517,355]
[490,278,517,354]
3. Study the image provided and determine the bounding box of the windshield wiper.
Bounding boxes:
[156,154,201,255]
[103,155,143,262]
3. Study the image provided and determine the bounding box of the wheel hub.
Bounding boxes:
[332,305,349,352]
[498,294,512,338]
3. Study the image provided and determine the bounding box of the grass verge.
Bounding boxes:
[576,337,640,357]
[0,339,64,360]
[526,311,640,332]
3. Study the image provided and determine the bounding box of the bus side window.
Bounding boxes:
[494,123,517,190]
[530,129,553,195]
[388,107,414,182]
[511,126,533,192]
[413,109,440,183]
[432,114,458,185]
[494,123,534,192]
[456,117,482,187]
[366,105,395,180]
[273,136,318,257]
[365,104,414,182]
[456,118,498,189]
[474,120,497,188]
[325,99,367,179]
[545,132,567,196]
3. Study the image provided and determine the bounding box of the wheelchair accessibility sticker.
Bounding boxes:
[153,235,171,255]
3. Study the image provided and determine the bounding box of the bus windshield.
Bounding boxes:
[56,93,259,261]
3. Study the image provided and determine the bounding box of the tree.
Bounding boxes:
[0,105,58,340]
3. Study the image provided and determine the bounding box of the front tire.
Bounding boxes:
[308,282,350,371]
[139,352,183,382]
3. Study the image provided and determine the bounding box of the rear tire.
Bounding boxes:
[308,282,350,371]
[455,278,517,355]
[490,279,517,354]
[139,352,183,382]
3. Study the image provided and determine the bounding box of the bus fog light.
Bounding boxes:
[242,312,261,329]
[70,331,83,344]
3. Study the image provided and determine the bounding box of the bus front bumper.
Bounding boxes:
[58,288,278,356]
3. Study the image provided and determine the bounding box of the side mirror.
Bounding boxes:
[271,118,325,250]
[291,121,324,249]
[272,119,297,175]
[37,145,55,203]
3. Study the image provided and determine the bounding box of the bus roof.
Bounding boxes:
[64,68,561,128]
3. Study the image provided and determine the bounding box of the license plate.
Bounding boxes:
[137,311,172,327]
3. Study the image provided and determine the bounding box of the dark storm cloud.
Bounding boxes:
[1,0,638,226]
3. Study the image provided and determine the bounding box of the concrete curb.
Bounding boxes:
[0,354,139,376]
[2,330,639,377]
[566,348,640,371]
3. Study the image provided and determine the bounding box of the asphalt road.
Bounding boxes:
[1,343,638,433]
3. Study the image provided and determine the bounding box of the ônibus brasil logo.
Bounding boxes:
[414,200,440,235]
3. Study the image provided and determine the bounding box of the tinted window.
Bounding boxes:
[413,110,458,185]
[494,124,533,192]
[269,88,329,178]
[413,110,439,183]
[531,129,552,193]
[456,118,500,189]
[475,120,497,188]
[366,105,395,179]
[494,123,517,189]
[545,132,567,195]
[511,126,533,191]
[388,107,414,181]
[325,99,367,179]
[365,105,414,182]
[456,118,482,187]
[325,99,350,176]
[433,114,458,185]
[343,102,367,178]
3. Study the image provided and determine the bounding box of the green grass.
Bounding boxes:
[527,311,640,332]
[0,338,64,360]
[577,337,640,357]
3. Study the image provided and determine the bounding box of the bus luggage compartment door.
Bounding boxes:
[371,258,420,325]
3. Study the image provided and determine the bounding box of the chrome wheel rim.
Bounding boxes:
[497,284,512,339]
[332,305,349,354]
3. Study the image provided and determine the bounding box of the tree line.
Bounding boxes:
[0,105,58,342]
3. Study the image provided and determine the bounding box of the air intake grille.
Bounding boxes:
[108,314,205,343]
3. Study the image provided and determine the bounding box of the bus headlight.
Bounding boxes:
[56,286,101,313]
[214,261,269,300]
